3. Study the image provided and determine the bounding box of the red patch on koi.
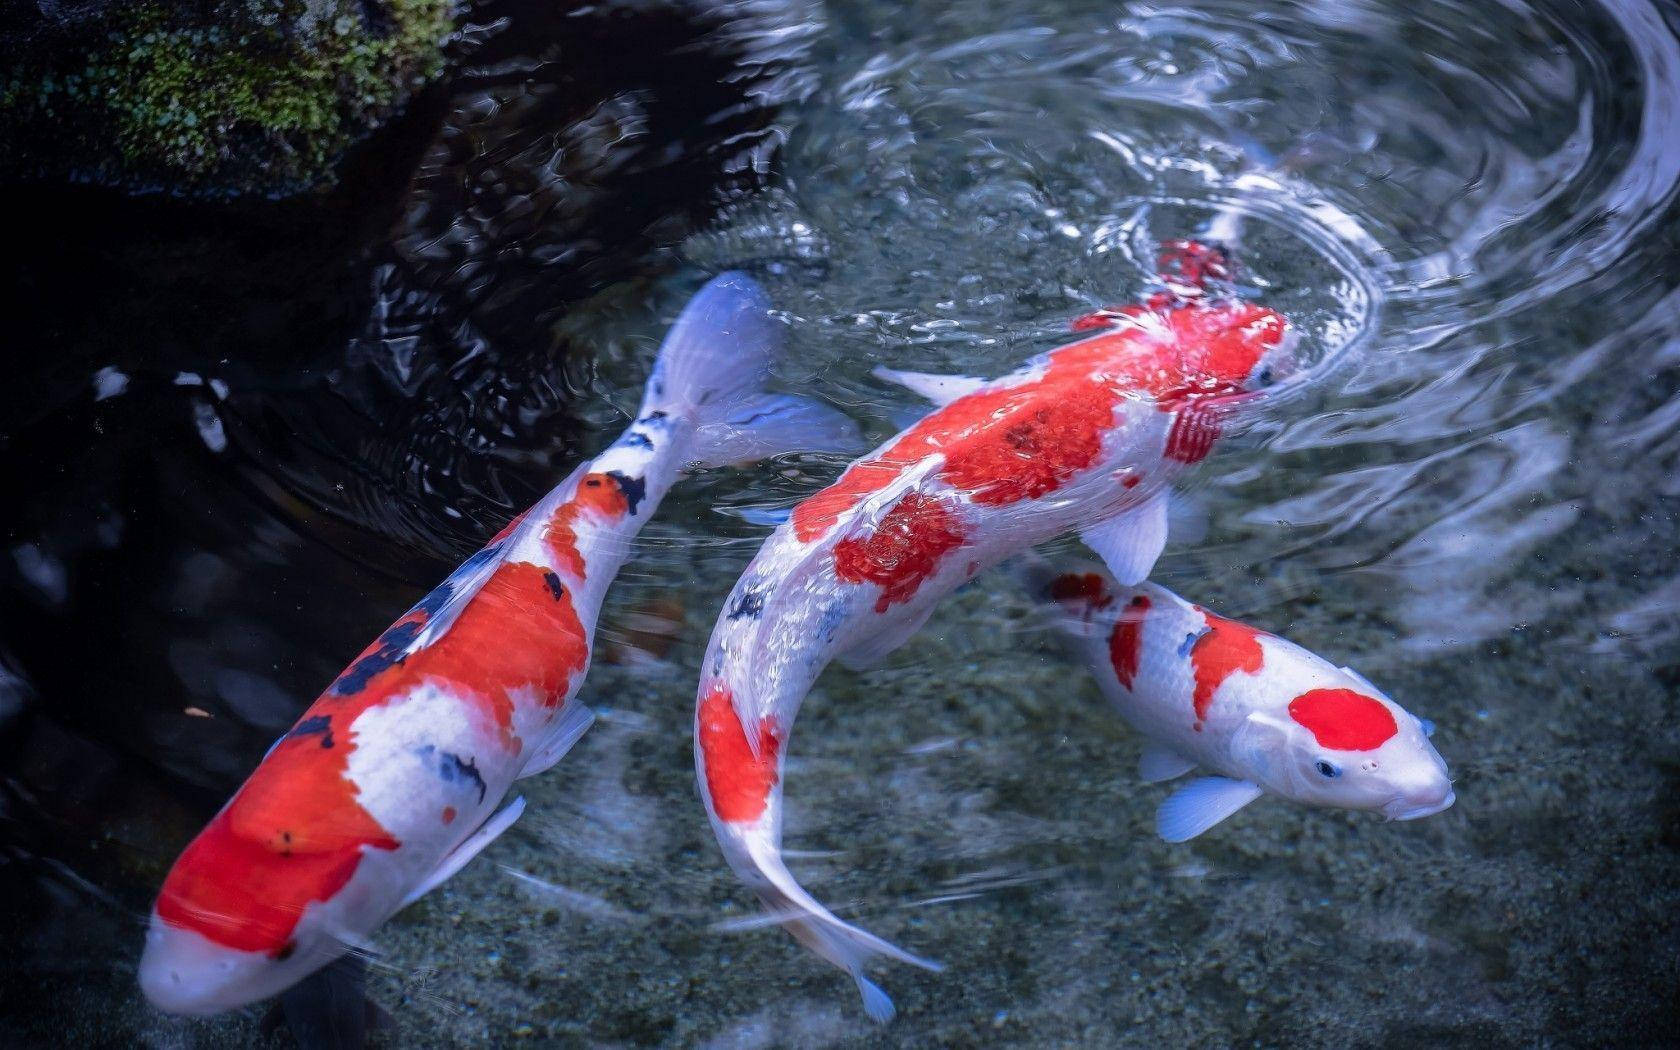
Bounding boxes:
[1048,572,1111,608]
[1108,594,1151,688]
[943,393,1118,504]
[793,382,1120,540]
[1158,239,1231,288]
[544,472,631,580]
[1288,689,1398,751]
[156,805,396,955]
[833,492,968,612]
[698,684,781,824]
[1188,609,1266,728]
[155,560,589,955]
[441,807,456,825]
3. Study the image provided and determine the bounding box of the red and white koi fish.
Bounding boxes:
[140,273,859,1016]
[1026,560,1454,842]
[693,243,1295,1019]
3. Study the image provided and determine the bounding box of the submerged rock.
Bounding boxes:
[0,0,456,194]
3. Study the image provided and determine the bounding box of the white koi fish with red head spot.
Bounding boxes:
[692,244,1296,1020]
[139,273,860,1016]
[1027,561,1454,841]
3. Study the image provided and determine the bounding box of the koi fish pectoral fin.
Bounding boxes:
[399,796,527,910]
[1155,776,1263,842]
[515,701,597,780]
[1137,745,1197,784]
[870,365,989,405]
[1080,493,1169,586]
[837,604,939,672]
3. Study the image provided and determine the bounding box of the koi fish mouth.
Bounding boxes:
[1382,789,1456,821]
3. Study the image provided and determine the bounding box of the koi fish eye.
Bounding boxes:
[1315,760,1341,779]
[1256,366,1275,386]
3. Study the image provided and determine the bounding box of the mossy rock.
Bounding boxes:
[0,0,456,194]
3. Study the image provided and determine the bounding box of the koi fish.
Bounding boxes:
[692,243,1295,1019]
[1026,559,1454,841]
[139,273,860,1016]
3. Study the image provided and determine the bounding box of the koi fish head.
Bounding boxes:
[1233,684,1454,821]
[1169,300,1296,400]
[139,765,406,1014]
[139,911,340,1016]
[138,829,405,1015]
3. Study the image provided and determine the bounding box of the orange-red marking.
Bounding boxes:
[833,492,968,612]
[544,472,632,580]
[1108,594,1152,688]
[698,684,781,824]
[1288,689,1398,751]
[1048,572,1112,607]
[1188,609,1266,729]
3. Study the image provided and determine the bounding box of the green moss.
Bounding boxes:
[1,0,456,192]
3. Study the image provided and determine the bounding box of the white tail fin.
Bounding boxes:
[730,830,941,1022]
[642,272,862,466]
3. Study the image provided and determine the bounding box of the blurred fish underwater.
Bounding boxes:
[2,0,1679,1045]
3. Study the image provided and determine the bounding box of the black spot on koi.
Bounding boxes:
[606,471,647,515]
[287,714,334,749]
[727,589,766,621]
[419,745,487,803]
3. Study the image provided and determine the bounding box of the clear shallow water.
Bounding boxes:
[3,0,1678,1045]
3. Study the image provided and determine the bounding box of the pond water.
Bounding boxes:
[3,0,1678,1045]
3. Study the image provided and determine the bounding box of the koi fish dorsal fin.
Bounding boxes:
[871,365,988,405]
[1080,493,1169,586]
[399,795,526,909]
[1155,776,1263,842]
[399,480,574,656]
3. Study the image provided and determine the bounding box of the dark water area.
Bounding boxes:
[4,0,1680,1045]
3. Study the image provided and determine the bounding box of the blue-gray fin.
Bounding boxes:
[691,392,863,468]
[399,796,526,909]
[870,365,988,405]
[1080,493,1169,586]
[516,701,596,779]
[1137,744,1197,784]
[1156,776,1263,842]
[855,971,896,1023]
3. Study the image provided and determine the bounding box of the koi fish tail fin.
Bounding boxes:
[728,829,941,1023]
[643,271,862,468]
